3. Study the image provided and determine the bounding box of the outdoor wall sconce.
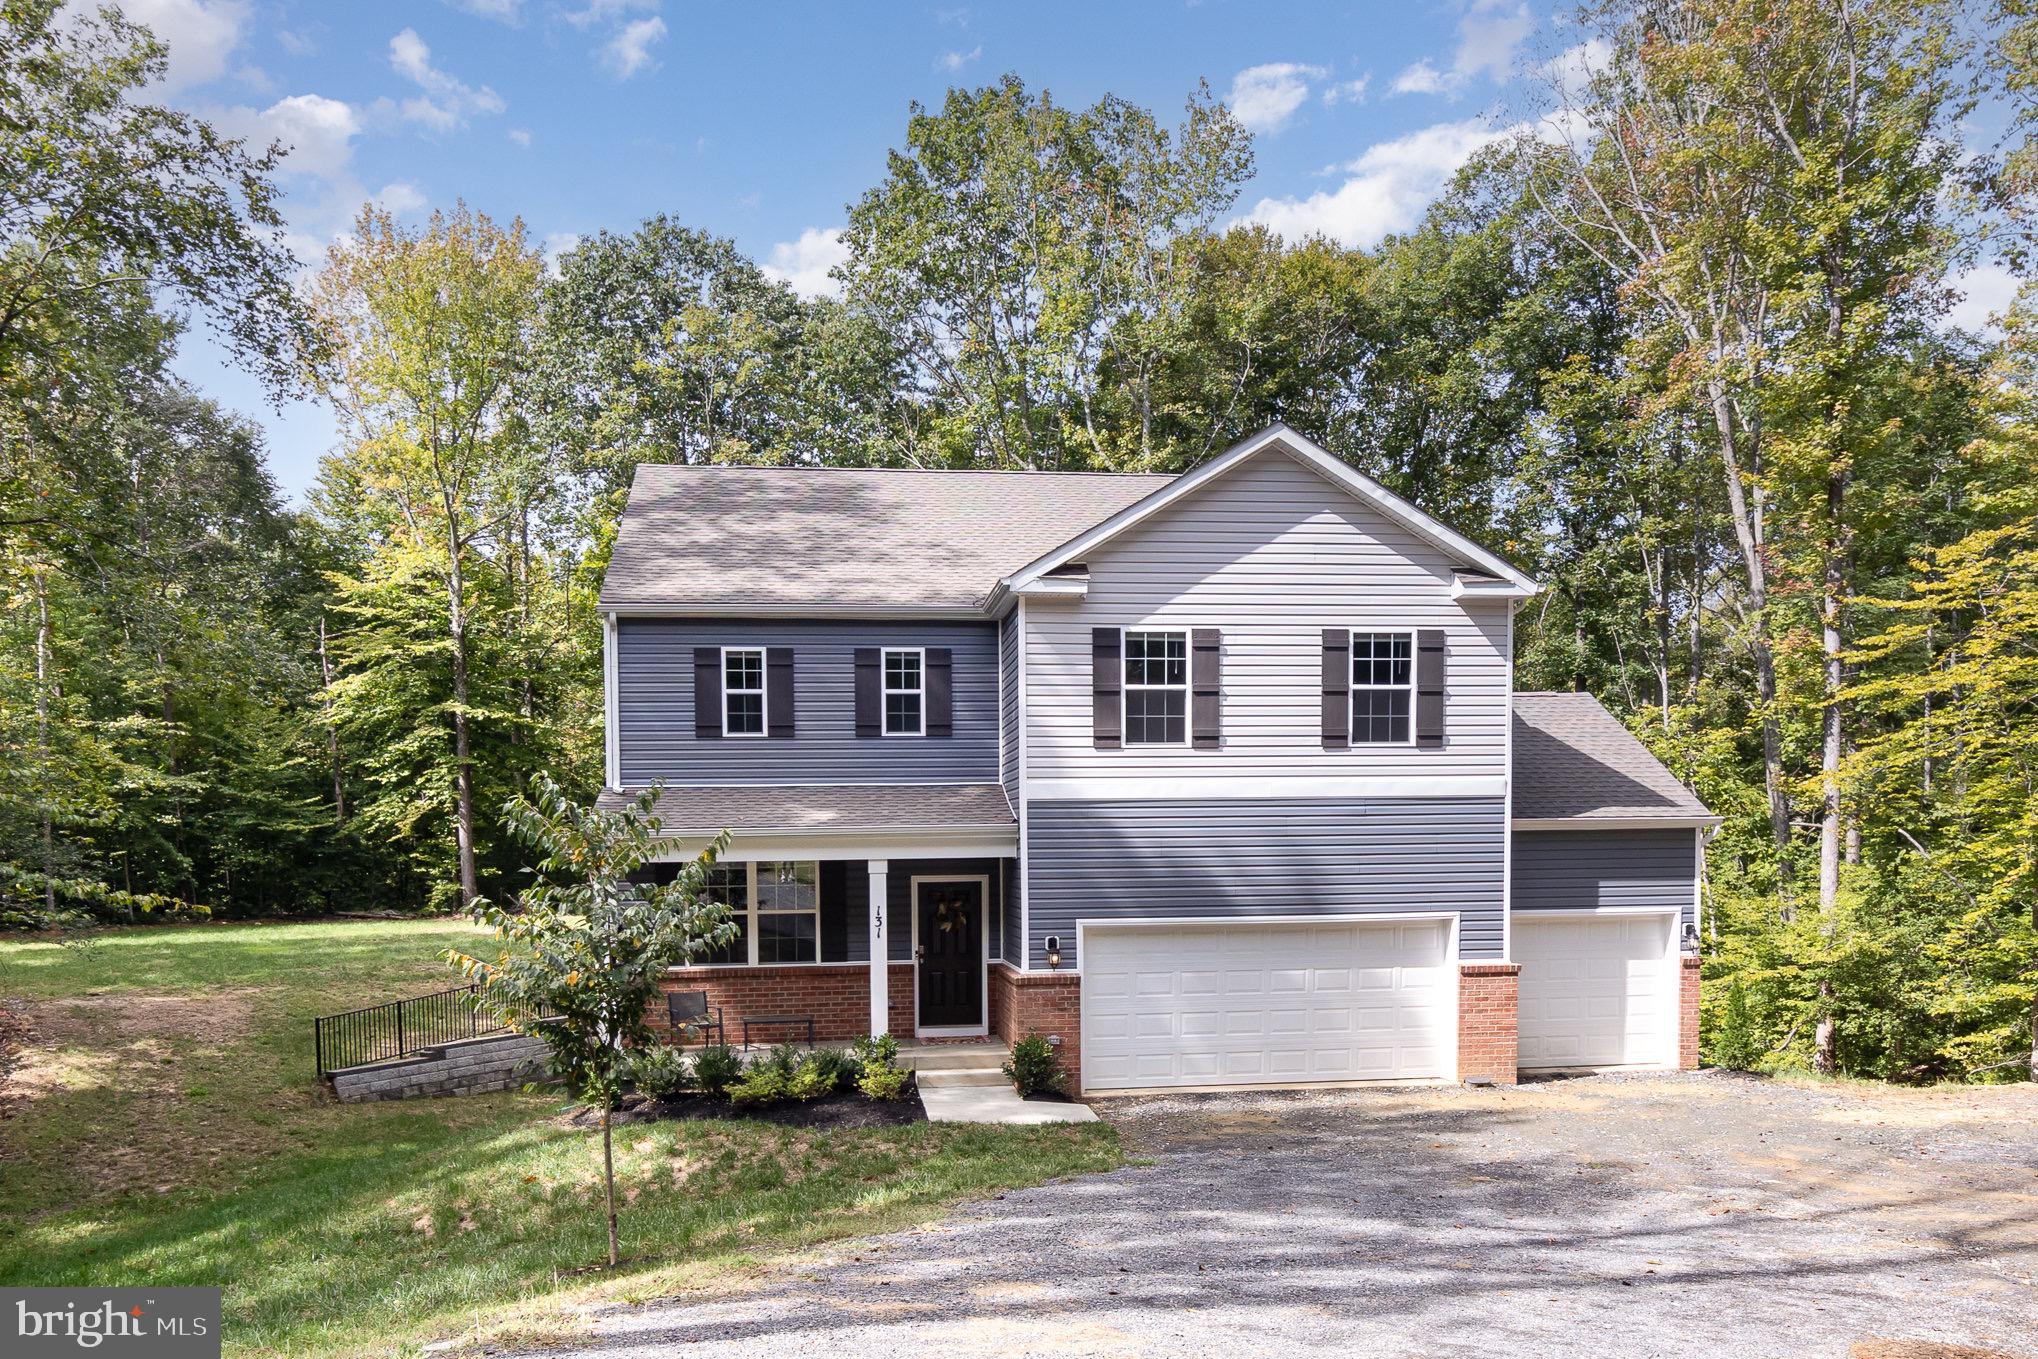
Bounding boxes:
[1681,922,1700,952]
[1045,936,1062,970]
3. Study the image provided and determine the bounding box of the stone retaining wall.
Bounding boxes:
[329,1030,554,1102]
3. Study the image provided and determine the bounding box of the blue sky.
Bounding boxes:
[116,0,2010,502]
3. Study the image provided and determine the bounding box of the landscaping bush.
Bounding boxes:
[808,1046,857,1093]
[850,1032,911,1101]
[785,1056,834,1101]
[1711,977,1762,1071]
[690,1043,742,1097]
[728,1062,790,1106]
[1002,1033,1066,1096]
[625,1044,692,1098]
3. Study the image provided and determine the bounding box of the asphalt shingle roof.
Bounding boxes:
[1512,693,1714,822]
[594,783,1017,834]
[599,465,1175,612]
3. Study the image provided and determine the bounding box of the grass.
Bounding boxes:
[0,920,1123,1357]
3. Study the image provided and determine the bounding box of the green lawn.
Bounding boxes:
[0,920,1122,1358]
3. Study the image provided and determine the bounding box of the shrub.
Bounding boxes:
[849,1032,899,1068]
[807,1046,857,1093]
[857,1063,911,1101]
[760,1043,803,1077]
[625,1044,692,1099]
[728,1062,791,1106]
[690,1043,742,1097]
[786,1056,834,1101]
[1711,977,1762,1072]
[1002,1033,1066,1096]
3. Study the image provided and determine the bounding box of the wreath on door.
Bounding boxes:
[933,895,963,933]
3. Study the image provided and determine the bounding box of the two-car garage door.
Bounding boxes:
[1080,918,1454,1092]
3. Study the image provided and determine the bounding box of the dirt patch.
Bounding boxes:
[0,1000,30,1123]
[1853,1342,2025,1359]
[566,1091,926,1130]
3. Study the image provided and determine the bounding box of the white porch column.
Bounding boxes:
[867,858,890,1035]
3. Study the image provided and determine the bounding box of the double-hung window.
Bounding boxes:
[690,861,820,965]
[882,648,924,736]
[1350,631,1414,744]
[722,648,765,736]
[1123,629,1188,745]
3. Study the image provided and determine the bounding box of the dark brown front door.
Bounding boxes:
[915,880,984,1029]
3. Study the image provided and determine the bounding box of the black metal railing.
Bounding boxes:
[314,984,538,1078]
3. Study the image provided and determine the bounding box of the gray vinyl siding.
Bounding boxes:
[999,611,1019,804]
[838,857,1007,963]
[1511,828,1699,933]
[1026,797,1505,968]
[1024,450,1513,786]
[616,619,999,784]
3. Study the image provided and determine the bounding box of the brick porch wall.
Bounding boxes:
[1680,955,1702,1070]
[1458,962,1520,1084]
[991,963,1084,1091]
[655,962,939,1045]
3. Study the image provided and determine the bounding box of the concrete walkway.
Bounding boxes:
[918,1083,1097,1123]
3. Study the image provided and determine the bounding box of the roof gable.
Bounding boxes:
[1512,692,1716,824]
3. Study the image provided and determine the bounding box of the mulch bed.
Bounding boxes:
[575,1087,927,1130]
[1022,1088,1078,1104]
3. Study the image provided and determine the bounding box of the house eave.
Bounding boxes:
[1512,815,1722,831]
[599,601,994,621]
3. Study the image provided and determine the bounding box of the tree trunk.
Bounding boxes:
[601,1108,620,1267]
[318,615,347,826]
[446,552,480,910]
[33,568,54,915]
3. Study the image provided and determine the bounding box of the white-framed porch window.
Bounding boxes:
[882,647,924,736]
[690,861,820,965]
[1123,628,1188,745]
[722,647,766,737]
[1350,630,1414,744]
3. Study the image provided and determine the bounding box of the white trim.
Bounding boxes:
[1016,596,1031,973]
[654,827,1019,862]
[1452,577,1535,601]
[1513,906,1681,918]
[1074,911,1463,1092]
[909,874,992,1038]
[880,646,926,737]
[999,426,1540,597]
[1500,602,1514,965]
[1512,816,1722,831]
[719,645,767,738]
[1024,775,1506,802]
[1121,625,1191,748]
[1513,907,1680,1073]
[867,859,889,1035]
[1347,628,1417,748]
[1692,826,1707,949]
[602,602,990,620]
[602,613,620,791]
[1015,575,1088,597]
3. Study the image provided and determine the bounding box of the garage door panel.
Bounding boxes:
[1081,919,1454,1091]
[1517,914,1676,1071]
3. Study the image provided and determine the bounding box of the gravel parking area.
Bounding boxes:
[558,1072,2038,1358]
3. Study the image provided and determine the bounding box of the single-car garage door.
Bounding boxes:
[1515,913,1677,1071]
[1080,918,1454,1092]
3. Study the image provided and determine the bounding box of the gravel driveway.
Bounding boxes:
[560,1072,2038,1358]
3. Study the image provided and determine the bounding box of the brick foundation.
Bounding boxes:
[656,962,945,1045]
[1458,962,1520,1084]
[991,963,1084,1091]
[1679,955,1702,1070]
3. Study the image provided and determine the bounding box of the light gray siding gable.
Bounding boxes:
[615,619,1000,785]
[1511,828,1700,934]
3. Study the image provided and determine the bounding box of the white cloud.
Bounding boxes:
[1390,60,1448,96]
[372,181,428,216]
[217,92,361,181]
[388,27,506,129]
[507,127,532,147]
[565,0,658,29]
[762,227,849,300]
[1226,62,1327,134]
[1322,76,1369,106]
[110,0,249,91]
[1541,38,1610,105]
[1391,0,1532,98]
[937,45,982,72]
[445,0,522,20]
[1243,116,1510,247]
[601,16,666,78]
[1948,262,2020,335]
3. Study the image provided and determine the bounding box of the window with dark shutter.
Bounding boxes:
[766,647,794,737]
[1091,627,1122,749]
[1415,628,1446,748]
[1190,628,1221,749]
[1349,632,1412,743]
[926,648,953,737]
[694,647,722,739]
[853,648,881,737]
[1320,629,1350,749]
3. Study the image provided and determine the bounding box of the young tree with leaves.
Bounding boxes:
[448,777,733,1267]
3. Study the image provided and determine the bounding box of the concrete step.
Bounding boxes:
[914,1065,1010,1089]
[899,1042,1008,1072]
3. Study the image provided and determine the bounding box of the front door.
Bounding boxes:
[915,879,984,1030]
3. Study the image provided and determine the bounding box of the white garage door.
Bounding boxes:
[1515,913,1678,1071]
[1080,918,1454,1092]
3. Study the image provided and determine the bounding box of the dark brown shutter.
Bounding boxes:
[1191,628,1221,750]
[1091,627,1122,749]
[1415,628,1446,748]
[854,647,880,737]
[1321,629,1350,750]
[926,647,953,736]
[766,647,794,737]
[694,647,722,738]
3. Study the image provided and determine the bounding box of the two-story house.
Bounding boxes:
[598,425,1716,1092]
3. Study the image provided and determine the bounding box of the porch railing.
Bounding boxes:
[313,984,541,1079]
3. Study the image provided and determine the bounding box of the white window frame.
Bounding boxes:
[721,646,767,738]
[1349,629,1416,747]
[881,646,926,737]
[690,860,823,967]
[1121,626,1190,747]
